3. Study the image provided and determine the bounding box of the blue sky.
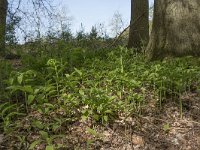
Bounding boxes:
[57,0,154,33]
[14,0,154,41]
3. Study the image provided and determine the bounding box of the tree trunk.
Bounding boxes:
[0,0,8,55]
[128,0,149,49]
[147,0,200,60]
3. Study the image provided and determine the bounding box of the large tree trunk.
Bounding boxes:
[0,0,8,55]
[128,0,149,49]
[147,0,200,60]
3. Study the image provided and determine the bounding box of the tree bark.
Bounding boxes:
[147,0,200,60]
[0,0,8,55]
[128,0,149,49]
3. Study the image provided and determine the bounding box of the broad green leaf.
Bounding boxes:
[103,115,108,122]
[44,86,55,92]
[28,95,35,105]
[163,123,170,132]
[47,90,57,96]
[65,74,70,78]
[93,114,99,121]
[79,90,84,96]
[45,108,50,114]
[5,112,25,119]
[29,140,41,150]
[6,85,22,93]
[52,124,60,131]
[81,115,88,121]
[74,68,82,76]
[22,86,34,93]
[86,127,97,136]
[46,145,54,150]
[105,110,112,114]
[8,78,14,85]
[1,104,17,118]
[34,88,40,94]
[0,102,9,111]
[39,131,49,139]
[44,103,54,108]
[17,74,23,84]
[32,120,44,129]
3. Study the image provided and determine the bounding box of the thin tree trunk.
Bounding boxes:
[128,0,149,50]
[147,0,200,60]
[0,0,8,55]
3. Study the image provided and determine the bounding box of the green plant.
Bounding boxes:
[2,45,200,148]
[0,60,12,100]
[29,131,62,150]
[6,70,39,111]
[0,102,24,133]
[163,123,170,133]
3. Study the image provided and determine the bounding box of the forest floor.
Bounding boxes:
[1,56,200,150]
[1,89,200,149]
[43,92,200,150]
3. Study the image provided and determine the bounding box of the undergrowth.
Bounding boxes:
[0,47,200,149]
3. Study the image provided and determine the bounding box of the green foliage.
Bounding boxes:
[163,123,170,133]
[0,59,12,100]
[0,102,25,134]
[1,46,200,148]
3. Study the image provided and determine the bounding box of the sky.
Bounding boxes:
[13,0,154,41]
[56,0,154,34]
